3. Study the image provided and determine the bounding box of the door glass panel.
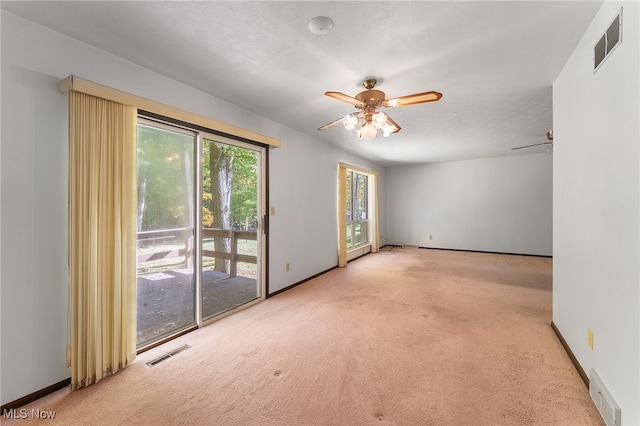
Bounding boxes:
[136,122,196,348]
[354,222,368,246]
[202,139,260,320]
[346,171,352,224]
[346,170,369,250]
[354,173,368,221]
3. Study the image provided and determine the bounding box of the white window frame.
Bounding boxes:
[338,163,379,267]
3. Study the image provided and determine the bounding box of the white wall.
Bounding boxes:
[386,154,553,256]
[1,28,70,407]
[553,1,639,424]
[0,11,385,405]
[268,132,385,293]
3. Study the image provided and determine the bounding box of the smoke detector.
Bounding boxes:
[308,16,334,35]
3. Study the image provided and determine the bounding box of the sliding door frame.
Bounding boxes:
[136,117,199,350]
[136,113,268,347]
[199,131,267,327]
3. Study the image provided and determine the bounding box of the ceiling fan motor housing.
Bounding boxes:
[355,91,384,124]
[355,89,385,105]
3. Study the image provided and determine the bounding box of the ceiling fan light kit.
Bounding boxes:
[319,79,442,140]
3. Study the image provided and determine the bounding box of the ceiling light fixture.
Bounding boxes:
[308,16,333,35]
[318,79,443,140]
[352,111,396,140]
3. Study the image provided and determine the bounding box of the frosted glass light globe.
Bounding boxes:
[361,123,377,140]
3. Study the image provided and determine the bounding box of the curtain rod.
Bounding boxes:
[58,75,281,148]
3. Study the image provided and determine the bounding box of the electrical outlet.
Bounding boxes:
[285,263,290,272]
[270,207,276,216]
[588,328,594,350]
[429,235,433,240]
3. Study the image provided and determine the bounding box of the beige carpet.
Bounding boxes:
[4,247,603,425]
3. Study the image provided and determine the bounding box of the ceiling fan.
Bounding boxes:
[511,130,554,152]
[318,79,443,140]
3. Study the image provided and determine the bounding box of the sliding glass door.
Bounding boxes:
[136,119,265,349]
[136,120,197,348]
[201,138,262,320]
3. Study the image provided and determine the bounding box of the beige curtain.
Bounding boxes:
[370,173,380,253]
[338,165,348,267]
[338,163,379,267]
[69,91,137,390]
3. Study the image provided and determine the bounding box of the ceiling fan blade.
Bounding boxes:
[511,142,552,151]
[385,91,443,108]
[318,116,344,131]
[385,115,402,133]
[318,112,362,131]
[324,91,366,107]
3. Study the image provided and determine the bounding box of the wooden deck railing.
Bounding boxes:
[137,227,257,277]
[137,227,193,264]
[201,228,257,277]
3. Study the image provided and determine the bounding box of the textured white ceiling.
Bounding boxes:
[1,1,603,165]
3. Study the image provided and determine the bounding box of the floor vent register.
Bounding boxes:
[146,344,191,367]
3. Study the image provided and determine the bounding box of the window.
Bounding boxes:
[346,170,369,249]
[338,163,379,267]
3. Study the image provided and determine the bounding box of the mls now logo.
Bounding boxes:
[3,408,56,419]
[3,409,28,419]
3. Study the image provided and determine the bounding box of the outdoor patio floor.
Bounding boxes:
[136,269,258,345]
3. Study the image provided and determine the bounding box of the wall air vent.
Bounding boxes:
[589,369,621,426]
[594,8,622,72]
[146,344,191,367]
